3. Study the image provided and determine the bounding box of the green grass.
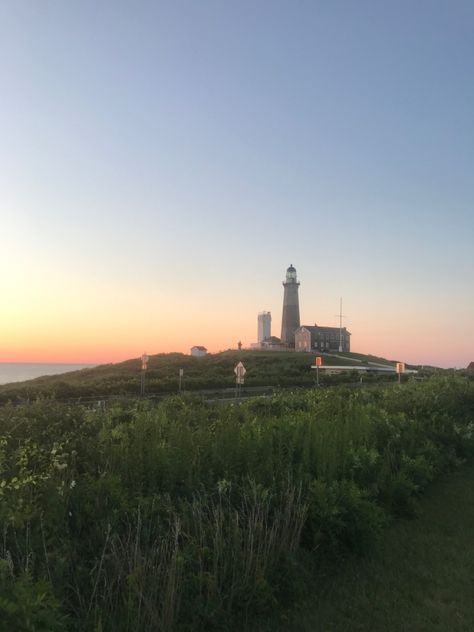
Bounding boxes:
[271,464,474,632]
[0,349,409,403]
[2,376,472,631]
[334,351,396,366]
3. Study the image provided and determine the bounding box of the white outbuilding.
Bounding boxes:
[190,346,208,357]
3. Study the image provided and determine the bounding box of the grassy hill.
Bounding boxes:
[0,350,423,403]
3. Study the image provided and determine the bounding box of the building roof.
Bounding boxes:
[191,346,207,351]
[467,361,474,371]
[297,325,351,335]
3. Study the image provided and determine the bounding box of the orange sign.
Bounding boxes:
[315,356,322,367]
[396,362,405,374]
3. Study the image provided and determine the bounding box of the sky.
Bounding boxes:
[1,0,473,368]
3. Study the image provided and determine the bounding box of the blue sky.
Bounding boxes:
[1,1,473,366]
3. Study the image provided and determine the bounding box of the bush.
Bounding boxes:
[0,561,67,632]
[0,376,473,630]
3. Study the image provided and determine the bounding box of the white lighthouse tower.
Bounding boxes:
[257,311,271,343]
[280,264,300,347]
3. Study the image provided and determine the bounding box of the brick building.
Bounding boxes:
[294,325,351,353]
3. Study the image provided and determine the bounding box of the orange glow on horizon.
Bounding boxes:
[0,260,470,369]
[1,327,467,369]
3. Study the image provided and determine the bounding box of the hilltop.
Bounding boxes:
[0,350,426,404]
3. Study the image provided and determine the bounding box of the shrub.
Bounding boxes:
[0,375,473,630]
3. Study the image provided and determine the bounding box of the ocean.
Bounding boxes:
[0,363,96,386]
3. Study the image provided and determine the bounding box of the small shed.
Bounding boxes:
[191,346,207,357]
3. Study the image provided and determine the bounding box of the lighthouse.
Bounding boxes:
[280,264,300,347]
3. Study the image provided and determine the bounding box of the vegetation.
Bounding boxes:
[270,463,474,632]
[0,376,473,631]
[0,350,423,403]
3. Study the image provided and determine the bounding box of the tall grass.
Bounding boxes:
[0,376,473,630]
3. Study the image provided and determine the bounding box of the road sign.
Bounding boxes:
[141,353,149,370]
[179,369,184,377]
[396,362,406,384]
[314,356,323,386]
[234,362,246,377]
[234,361,246,385]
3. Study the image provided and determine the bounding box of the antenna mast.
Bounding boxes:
[336,297,345,352]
